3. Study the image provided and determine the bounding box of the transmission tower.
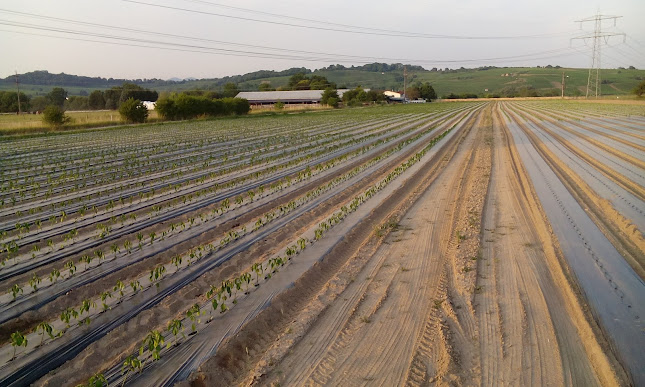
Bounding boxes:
[572,14,625,98]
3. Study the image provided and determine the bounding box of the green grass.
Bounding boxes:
[227,67,645,98]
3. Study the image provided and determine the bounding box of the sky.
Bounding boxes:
[0,0,644,80]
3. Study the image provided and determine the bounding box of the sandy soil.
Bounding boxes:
[506,105,645,280]
[0,114,447,344]
[30,110,476,386]
[5,102,637,386]
[184,106,483,387]
[204,104,624,386]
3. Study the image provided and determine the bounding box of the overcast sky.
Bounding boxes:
[1,0,644,80]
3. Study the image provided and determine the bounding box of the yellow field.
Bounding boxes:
[0,110,160,133]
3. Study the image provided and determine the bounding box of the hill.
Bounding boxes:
[1,64,643,98]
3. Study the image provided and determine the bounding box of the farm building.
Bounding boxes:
[235,89,366,106]
[235,90,323,105]
[383,90,402,98]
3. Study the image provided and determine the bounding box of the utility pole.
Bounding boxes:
[15,71,21,115]
[561,71,565,98]
[403,66,407,101]
[572,13,625,99]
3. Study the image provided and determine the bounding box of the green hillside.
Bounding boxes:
[237,67,644,98]
[2,65,643,98]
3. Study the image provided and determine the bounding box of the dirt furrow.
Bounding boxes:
[504,105,645,280]
[184,108,484,387]
[495,103,625,386]
[514,105,645,171]
[403,104,493,386]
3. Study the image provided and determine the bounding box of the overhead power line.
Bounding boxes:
[122,0,573,40]
[173,0,573,40]
[0,16,579,66]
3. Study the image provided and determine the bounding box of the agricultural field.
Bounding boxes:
[0,100,643,386]
[0,110,162,135]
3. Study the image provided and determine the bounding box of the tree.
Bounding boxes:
[295,79,311,90]
[30,96,49,112]
[42,105,71,127]
[222,82,240,98]
[342,86,369,106]
[406,87,421,100]
[88,90,106,110]
[288,73,308,89]
[321,88,340,106]
[47,87,68,108]
[288,73,335,90]
[634,80,645,97]
[64,96,89,111]
[119,98,148,123]
[105,98,118,110]
[417,82,437,100]
[309,75,335,89]
[0,91,31,113]
[366,90,386,102]
[258,82,274,91]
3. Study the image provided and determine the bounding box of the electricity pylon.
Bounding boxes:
[572,13,625,99]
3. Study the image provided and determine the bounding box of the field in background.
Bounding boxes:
[129,67,645,97]
[0,110,160,134]
[3,67,644,99]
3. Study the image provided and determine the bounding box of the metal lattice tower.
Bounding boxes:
[572,14,625,99]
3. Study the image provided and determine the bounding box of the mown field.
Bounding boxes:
[0,100,643,386]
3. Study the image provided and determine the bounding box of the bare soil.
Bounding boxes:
[32,113,466,386]
[188,104,625,386]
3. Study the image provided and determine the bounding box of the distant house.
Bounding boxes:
[142,101,156,110]
[235,89,367,106]
[383,90,402,99]
[235,90,323,105]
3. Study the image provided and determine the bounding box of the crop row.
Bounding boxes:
[0,110,464,264]
[1,106,470,315]
[3,107,461,385]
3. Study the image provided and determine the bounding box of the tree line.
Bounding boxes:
[0,83,158,113]
[155,93,250,120]
[257,73,337,91]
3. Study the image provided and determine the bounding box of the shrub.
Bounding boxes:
[223,97,250,115]
[154,97,178,120]
[118,98,148,123]
[156,94,250,120]
[321,88,340,105]
[42,105,71,127]
[327,97,339,108]
[274,100,285,110]
[634,80,645,97]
